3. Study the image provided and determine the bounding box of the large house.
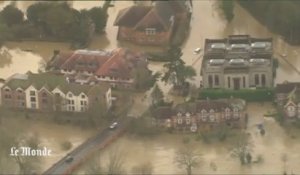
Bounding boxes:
[201,35,274,90]
[46,48,151,89]
[152,98,246,132]
[1,72,112,112]
[114,0,190,46]
[275,82,300,119]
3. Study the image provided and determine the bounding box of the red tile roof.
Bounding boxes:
[49,48,147,80]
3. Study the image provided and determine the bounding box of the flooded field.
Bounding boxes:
[77,103,300,174]
[1,114,96,173]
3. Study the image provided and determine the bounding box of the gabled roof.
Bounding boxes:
[152,106,174,119]
[114,6,152,27]
[114,1,182,32]
[276,82,300,94]
[4,72,110,96]
[47,48,148,80]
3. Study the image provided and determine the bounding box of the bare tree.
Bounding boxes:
[231,132,254,165]
[85,156,103,174]
[106,146,126,175]
[174,145,202,175]
[132,161,153,175]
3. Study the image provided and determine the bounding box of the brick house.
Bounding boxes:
[114,1,190,46]
[46,48,151,89]
[1,72,112,112]
[152,99,246,132]
[275,82,300,119]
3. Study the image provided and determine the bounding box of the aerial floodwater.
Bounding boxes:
[0,0,300,174]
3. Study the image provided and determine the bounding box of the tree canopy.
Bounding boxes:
[238,0,300,44]
[162,46,196,89]
[1,5,24,27]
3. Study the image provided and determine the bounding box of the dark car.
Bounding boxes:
[65,155,74,163]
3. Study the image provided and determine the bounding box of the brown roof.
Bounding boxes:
[115,1,184,32]
[114,6,152,27]
[175,100,232,113]
[152,106,174,119]
[48,48,147,80]
[276,82,300,94]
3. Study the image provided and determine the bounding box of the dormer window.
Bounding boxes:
[4,88,10,92]
[81,94,86,99]
[68,93,73,98]
[145,28,156,35]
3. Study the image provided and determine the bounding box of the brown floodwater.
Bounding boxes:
[1,0,300,174]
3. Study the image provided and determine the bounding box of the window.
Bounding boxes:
[225,108,231,119]
[208,75,213,88]
[31,103,36,109]
[201,110,207,121]
[178,117,183,124]
[30,91,35,96]
[255,74,259,86]
[55,93,60,97]
[209,109,215,122]
[81,94,86,99]
[145,28,156,35]
[261,74,266,87]
[233,107,239,118]
[42,99,48,104]
[214,75,219,86]
[17,89,23,93]
[80,101,87,106]
[287,106,296,117]
[4,94,11,99]
[42,92,47,97]
[68,93,73,98]
[243,77,246,88]
[30,97,36,102]
[4,88,10,92]
[186,116,191,125]
[227,77,230,88]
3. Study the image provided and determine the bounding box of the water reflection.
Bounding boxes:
[0,47,41,79]
[0,47,12,68]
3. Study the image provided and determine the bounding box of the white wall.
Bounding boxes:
[25,85,38,109]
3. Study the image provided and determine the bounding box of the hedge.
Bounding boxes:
[199,88,274,102]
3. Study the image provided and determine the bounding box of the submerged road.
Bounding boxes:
[43,118,131,175]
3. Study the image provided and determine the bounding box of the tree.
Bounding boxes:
[230,132,254,165]
[174,145,202,175]
[162,46,196,91]
[87,7,108,33]
[150,84,164,106]
[1,5,24,26]
[132,63,158,90]
[132,162,153,175]
[219,0,234,22]
[106,146,126,175]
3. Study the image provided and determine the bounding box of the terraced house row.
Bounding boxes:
[153,98,246,132]
[0,72,113,112]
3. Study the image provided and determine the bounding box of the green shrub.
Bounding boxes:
[199,88,274,102]
[61,140,73,151]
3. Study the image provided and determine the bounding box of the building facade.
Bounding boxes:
[46,48,151,89]
[114,1,190,46]
[1,72,112,112]
[275,82,300,119]
[152,99,246,132]
[201,35,274,90]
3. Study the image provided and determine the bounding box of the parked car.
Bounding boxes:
[193,48,201,54]
[65,155,74,163]
[109,122,118,129]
